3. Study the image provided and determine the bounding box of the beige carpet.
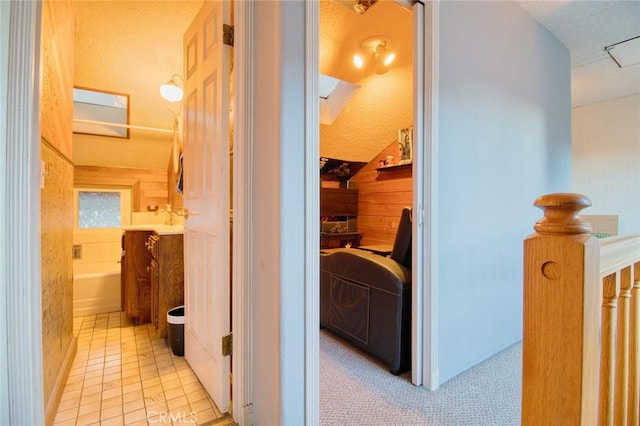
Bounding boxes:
[320,330,521,425]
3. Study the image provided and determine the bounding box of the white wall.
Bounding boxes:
[573,93,640,234]
[249,0,573,419]
[252,1,307,424]
[437,1,572,383]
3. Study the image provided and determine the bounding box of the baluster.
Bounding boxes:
[615,267,631,425]
[599,273,620,426]
[629,262,640,425]
[522,193,600,425]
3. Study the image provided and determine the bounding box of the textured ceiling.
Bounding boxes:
[73,0,202,169]
[73,0,638,168]
[319,0,413,162]
[320,0,412,84]
[516,0,640,107]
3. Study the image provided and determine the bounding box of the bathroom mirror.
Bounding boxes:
[73,87,130,138]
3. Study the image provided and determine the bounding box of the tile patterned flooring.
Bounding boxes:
[53,311,233,426]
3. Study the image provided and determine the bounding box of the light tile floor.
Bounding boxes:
[54,311,233,426]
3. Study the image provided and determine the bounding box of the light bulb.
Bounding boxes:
[353,54,364,69]
[384,52,396,67]
[160,79,184,102]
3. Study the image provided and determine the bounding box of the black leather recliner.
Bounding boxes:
[320,207,412,374]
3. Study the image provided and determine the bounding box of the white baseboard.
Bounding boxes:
[428,369,440,391]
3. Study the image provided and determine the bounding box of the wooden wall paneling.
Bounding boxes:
[132,181,141,212]
[40,0,74,159]
[39,0,76,422]
[320,188,358,216]
[358,190,412,206]
[74,165,169,212]
[350,140,413,246]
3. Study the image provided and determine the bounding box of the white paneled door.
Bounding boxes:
[182,0,231,414]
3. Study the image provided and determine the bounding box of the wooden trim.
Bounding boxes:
[600,234,640,277]
[375,163,412,172]
[522,194,601,424]
[41,137,73,166]
[44,338,77,426]
[132,180,141,212]
[74,165,168,212]
[74,165,166,176]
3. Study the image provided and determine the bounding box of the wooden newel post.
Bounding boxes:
[522,193,601,425]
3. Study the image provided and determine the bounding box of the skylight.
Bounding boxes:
[318,74,360,125]
[73,87,130,138]
[319,74,340,99]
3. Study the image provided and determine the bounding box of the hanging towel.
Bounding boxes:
[177,153,184,193]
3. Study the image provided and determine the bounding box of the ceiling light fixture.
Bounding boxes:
[604,35,640,69]
[354,36,396,74]
[353,0,377,15]
[160,74,184,102]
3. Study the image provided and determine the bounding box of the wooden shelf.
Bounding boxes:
[376,163,412,172]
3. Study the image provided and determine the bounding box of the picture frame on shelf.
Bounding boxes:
[398,126,412,165]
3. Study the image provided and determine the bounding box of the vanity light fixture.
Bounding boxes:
[160,74,184,102]
[353,36,396,74]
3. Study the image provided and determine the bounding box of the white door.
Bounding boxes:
[182,0,231,413]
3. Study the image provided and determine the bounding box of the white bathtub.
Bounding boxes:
[73,262,121,317]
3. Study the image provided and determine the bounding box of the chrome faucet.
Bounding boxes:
[157,204,175,225]
[156,204,189,225]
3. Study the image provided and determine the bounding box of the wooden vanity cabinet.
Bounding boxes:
[148,232,184,338]
[122,230,153,324]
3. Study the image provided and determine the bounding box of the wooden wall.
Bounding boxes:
[74,166,169,212]
[40,0,74,160]
[40,0,76,423]
[350,140,412,246]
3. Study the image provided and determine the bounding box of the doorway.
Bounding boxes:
[313,0,437,421]
[318,0,423,420]
[4,1,433,423]
[2,1,240,424]
[72,186,131,317]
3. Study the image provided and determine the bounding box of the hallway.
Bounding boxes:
[53,311,233,425]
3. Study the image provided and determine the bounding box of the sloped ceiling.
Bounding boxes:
[74,0,411,167]
[319,0,414,162]
[73,0,202,169]
[72,0,640,168]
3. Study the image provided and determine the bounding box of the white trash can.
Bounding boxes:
[167,305,185,356]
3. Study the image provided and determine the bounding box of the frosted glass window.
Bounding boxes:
[78,191,121,228]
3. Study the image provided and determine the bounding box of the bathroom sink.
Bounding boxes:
[153,225,184,235]
[122,224,184,234]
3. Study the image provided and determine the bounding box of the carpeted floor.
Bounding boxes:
[320,330,522,425]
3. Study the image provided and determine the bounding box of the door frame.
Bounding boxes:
[2,0,440,423]
[3,1,46,424]
[303,0,440,398]
[231,0,254,423]
[420,0,440,391]
[2,1,256,423]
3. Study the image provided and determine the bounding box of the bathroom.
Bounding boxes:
[70,2,199,317]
